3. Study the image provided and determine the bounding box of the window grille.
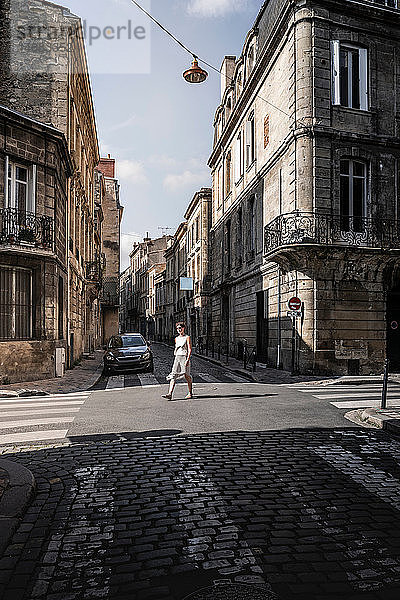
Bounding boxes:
[0,266,33,340]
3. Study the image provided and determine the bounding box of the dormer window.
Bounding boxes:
[247,46,255,74]
[226,96,232,120]
[236,72,242,100]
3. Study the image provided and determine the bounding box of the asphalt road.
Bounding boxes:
[69,343,353,440]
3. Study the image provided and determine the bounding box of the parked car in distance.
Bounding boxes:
[103,333,154,375]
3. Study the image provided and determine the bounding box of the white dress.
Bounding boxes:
[167,335,191,381]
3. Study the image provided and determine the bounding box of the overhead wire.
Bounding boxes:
[130,0,291,118]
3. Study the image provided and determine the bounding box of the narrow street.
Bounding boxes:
[1,345,400,599]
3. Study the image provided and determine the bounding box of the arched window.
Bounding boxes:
[226,96,232,120]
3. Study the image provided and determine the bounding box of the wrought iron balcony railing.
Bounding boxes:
[85,253,106,283]
[0,207,54,250]
[365,0,400,9]
[264,212,400,254]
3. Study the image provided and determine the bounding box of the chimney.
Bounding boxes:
[98,156,116,178]
[221,56,236,100]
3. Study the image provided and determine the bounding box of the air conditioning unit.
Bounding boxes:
[55,347,66,378]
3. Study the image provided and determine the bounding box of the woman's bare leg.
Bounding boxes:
[168,379,176,396]
[185,374,193,396]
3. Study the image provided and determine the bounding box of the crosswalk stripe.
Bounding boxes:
[0,407,81,417]
[314,392,400,400]
[0,401,85,408]
[106,376,125,389]
[222,372,250,383]
[0,430,69,444]
[296,386,384,393]
[197,373,217,383]
[330,400,400,409]
[138,374,160,386]
[0,417,75,429]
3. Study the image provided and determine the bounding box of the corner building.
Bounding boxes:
[209,0,400,375]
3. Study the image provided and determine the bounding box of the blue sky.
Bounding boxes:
[65,0,262,269]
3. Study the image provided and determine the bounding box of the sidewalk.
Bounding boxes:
[0,350,104,397]
[0,351,104,554]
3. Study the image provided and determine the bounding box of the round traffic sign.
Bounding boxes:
[288,296,301,311]
[391,321,398,330]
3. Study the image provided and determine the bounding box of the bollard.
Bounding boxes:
[252,349,256,372]
[244,342,247,370]
[218,344,221,361]
[226,343,229,365]
[212,341,215,358]
[205,339,209,357]
[381,359,389,409]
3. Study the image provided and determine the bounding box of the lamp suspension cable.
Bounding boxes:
[130,0,291,118]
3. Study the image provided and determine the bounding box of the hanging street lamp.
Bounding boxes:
[183,57,208,84]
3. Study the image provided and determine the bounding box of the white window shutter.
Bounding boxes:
[246,119,252,166]
[331,40,340,105]
[235,136,240,181]
[30,165,37,213]
[359,48,368,111]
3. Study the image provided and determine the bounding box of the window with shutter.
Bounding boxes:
[331,41,368,110]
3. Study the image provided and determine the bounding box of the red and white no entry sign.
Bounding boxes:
[288,296,302,311]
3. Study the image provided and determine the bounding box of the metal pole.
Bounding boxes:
[244,341,247,370]
[226,342,229,365]
[381,359,389,409]
[218,344,221,362]
[291,316,296,375]
[252,349,256,372]
[212,341,214,358]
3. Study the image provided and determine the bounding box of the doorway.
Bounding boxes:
[256,290,268,364]
[387,288,400,371]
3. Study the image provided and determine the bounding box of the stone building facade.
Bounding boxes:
[0,0,103,367]
[184,188,212,346]
[128,236,172,340]
[0,105,72,383]
[96,157,123,345]
[210,0,400,375]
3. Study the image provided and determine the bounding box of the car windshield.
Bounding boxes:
[110,335,146,348]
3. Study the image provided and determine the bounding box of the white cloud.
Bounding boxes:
[107,114,137,133]
[148,154,179,169]
[117,160,148,185]
[187,0,248,17]
[163,169,210,192]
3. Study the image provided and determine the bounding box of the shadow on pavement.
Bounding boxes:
[1,428,400,600]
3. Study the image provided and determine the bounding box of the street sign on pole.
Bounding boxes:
[288,296,301,311]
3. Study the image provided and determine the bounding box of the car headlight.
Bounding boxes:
[105,355,115,361]
[142,350,151,359]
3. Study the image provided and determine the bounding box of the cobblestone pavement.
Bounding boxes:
[0,467,8,503]
[1,428,400,600]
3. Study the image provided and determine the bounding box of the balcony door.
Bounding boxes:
[6,159,35,214]
[340,159,366,233]
[387,288,400,371]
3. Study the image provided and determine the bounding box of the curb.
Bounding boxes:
[87,361,106,391]
[360,408,400,436]
[0,459,36,556]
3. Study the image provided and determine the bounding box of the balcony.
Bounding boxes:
[85,254,106,283]
[365,0,399,8]
[0,208,54,251]
[264,212,400,256]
